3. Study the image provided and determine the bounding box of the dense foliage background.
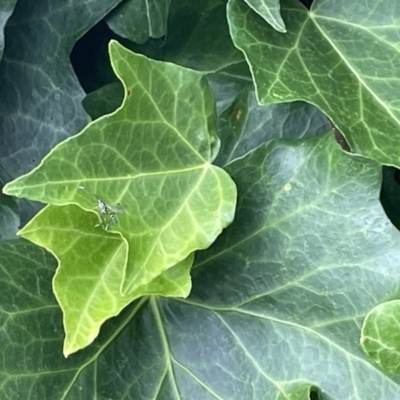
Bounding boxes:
[2,0,400,399]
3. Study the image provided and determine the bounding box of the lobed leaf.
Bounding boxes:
[3,41,236,352]
[3,113,400,399]
[19,204,192,356]
[177,132,400,398]
[228,0,400,166]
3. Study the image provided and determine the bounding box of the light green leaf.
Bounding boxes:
[106,0,170,44]
[228,0,400,166]
[19,204,192,356]
[244,0,286,32]
[361,300,400,374]
[4,41,237,297]
[215,85,330,166]
[0,0,17,62]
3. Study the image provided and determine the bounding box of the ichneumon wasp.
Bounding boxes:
[78,185,123,230]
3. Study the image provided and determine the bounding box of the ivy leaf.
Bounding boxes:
[4,41,236,295]
[207,63,252,115]
[19,204,192,356]
[215,86,330,166]
[82,82,124,120]
[111,0,251,116]
[178,132,400,398]
[0,0,17,62]
[228,0,400,166]
[244,0,286,32]
[106,0,170,44]
[0,178,19,241]
[0,0,122,225]
[165,0,244,73]
[125,0,246,74]
[361,300,400,374]
[3,132,400,398]
[0,0,120,180]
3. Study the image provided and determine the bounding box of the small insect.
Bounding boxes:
[78,185,123,230]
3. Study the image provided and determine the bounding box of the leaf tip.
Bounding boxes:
[108,39,124,57]
[2,181,14,196]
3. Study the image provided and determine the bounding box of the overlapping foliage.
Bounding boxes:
[1,0,400,398]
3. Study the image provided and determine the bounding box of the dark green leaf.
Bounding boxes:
[215,86,330,166]
[3,131,400,399]
[0,178,19,240]
[0,0,120,181]
[207,62,253,115]
[0,0,17,62]
[106,0,170,44]
[165,0,243,73]
[181,132,400,398]
[124,0,245,74]
[82,82,124,120]
[0,239,68,397]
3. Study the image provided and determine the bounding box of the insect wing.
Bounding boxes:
[106,203,124,214]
